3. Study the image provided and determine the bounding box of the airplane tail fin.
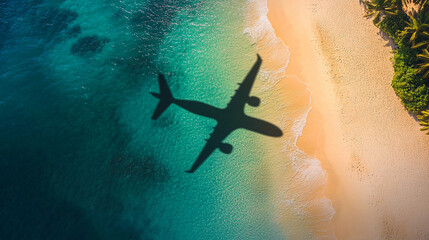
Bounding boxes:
[150,74,174,120]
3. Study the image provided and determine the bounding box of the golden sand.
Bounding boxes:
[267,0,429,239]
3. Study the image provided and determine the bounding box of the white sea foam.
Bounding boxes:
[243,0,336,239]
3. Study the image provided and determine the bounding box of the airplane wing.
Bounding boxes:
[185,123,233,173]
[226,54,262,110]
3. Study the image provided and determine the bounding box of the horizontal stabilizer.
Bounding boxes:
[150,74,174,120]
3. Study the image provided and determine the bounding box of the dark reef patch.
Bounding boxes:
[34,7,78,41]
[109,154,168,183]
[70,35,110,56]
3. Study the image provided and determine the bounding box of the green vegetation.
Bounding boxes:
[378,11,409,39]
[400,12,429,46]
[418,110,429,133]
[364,0,398,24]
[364,0,429,133]
[417,48,429,76]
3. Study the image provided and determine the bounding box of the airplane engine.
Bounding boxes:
[219,143,233,154]
[247,96,260,107]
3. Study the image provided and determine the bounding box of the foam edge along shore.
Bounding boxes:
[243,0,337,239]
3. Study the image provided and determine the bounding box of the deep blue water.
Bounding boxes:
[0,0,285,239]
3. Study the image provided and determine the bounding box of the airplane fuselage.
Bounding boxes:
[174,99,223,120]
[172,98,282,137]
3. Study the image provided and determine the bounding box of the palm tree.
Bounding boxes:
[364,0,398,24]
[417,110,429,134]
[417,48,429,77]
[400,11,429,46]
[411,39,429,48]
[392,0,403,9]
[402,0,429,17]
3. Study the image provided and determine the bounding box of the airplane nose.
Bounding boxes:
[274,127,283,137]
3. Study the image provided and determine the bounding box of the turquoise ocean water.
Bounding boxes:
[0,0,298,239]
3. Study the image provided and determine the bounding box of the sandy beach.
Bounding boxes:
[267,0,429,239]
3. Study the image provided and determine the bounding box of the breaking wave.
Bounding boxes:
[243,0,337,239]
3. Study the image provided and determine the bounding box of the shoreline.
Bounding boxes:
[244,1,337,238]
[267,0,429,239]
[266,1,347,238]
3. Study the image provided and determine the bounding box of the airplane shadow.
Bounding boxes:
[150,55,283,173]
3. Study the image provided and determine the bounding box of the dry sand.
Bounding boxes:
[267,0,429,239]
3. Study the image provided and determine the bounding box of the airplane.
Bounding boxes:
[150,54,283,173]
